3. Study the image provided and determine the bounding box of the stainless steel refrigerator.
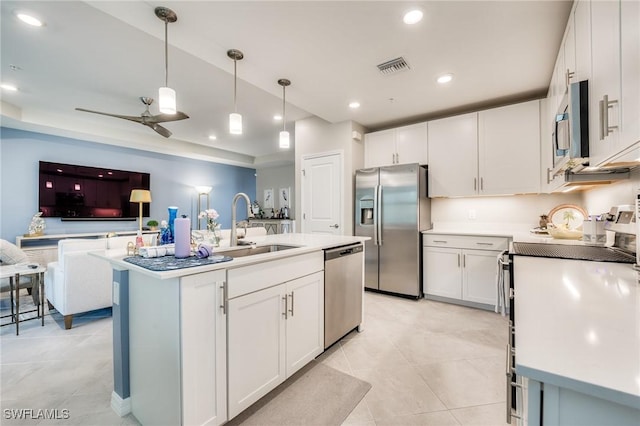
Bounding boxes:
[354,164,431,298]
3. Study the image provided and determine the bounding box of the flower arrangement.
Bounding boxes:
[198,209,220,232]
[27,212,46,236]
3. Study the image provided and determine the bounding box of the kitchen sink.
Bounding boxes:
[221,244,299,258]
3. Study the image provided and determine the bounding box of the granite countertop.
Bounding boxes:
[513,256,640,408]
[95,233,368,280]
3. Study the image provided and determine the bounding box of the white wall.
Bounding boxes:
[431,193,584,232]
[582,168,640,214]
[256,165,295,218]
[294,117,365,235]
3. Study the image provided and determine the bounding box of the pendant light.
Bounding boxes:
[155,7,177,115]
[278,79,291,149]
[227,49,244,135]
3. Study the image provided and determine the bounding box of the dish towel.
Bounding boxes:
[495,250,509,316]
[139,244,175,258]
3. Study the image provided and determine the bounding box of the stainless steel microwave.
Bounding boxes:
[551,80,590,175]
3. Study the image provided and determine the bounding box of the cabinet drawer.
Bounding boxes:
[424,234,509,251]
[227,252,323,299]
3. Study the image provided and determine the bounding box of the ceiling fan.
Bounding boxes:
[75,97,189,138]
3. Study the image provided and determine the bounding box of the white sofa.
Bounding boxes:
[44,235,152,329]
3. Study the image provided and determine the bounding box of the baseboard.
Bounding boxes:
[111,391,131,417]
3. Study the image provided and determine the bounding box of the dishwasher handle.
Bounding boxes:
[324,244,363,261]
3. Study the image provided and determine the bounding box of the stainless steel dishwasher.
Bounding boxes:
[324,243,364,349]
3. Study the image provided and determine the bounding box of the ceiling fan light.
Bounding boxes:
[158,87,176,114]
[279,131,290,149]
[229,112,243,135]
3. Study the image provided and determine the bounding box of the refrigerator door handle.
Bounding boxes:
[373,185,379,245]
[376,185,383,246]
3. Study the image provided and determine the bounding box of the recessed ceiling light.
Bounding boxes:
[437,74,454,84]
[349,101,361,109]
[16,12,43,27]
[208,135,217,140]
[273,114,282,121]
[403,9,423,25]
[0,83,18,92]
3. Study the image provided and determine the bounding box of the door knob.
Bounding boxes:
[329,224,339,228]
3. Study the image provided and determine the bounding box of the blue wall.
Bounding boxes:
[0,127,256,242]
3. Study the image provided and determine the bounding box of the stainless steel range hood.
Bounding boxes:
[551,167,631,192]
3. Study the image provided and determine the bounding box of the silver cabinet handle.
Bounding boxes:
[603,94,619,137]
[474,177,477,191]
[392,153,395,164]
[219,282,227,315]
[599,99,606,140]
[282,295,288,319]
[329,224,339,229]
[457,253,461,267]
[462,254,466,268]
[480,177,484,191]
[433,240,448,244]
[289,291,295,317]
[476,242,494,246]
[566,68,575,86]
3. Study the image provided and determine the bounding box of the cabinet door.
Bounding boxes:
[423,247,462,299]
[395,122,428,166]
[589,0,621,166]
[478,100,540,195]
[364,129,396,168]
[181,271,227,426]
[564,12,576,87]
[573,0,591,82]
[462,249,500,306]
[227,284,286,419]
[285,271,324,377]
[620,0,640,150]
[428,113,478,197]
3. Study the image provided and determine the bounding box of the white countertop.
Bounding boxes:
[423,228,588,245]
[512,255,640,407]
[96,233,368,280]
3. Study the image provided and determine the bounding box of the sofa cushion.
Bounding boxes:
[0,239,29,265]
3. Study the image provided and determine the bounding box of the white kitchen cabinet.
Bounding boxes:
[478,100,541,195]
[428,112,478,197]
[619,0,640,151]
[573,0,591,83]
[129,270,227,426]
[423,234,508,309]
[226,253,324,420]
[364,123,427,168]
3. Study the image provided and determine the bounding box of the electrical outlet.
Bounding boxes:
[468,209,477,220]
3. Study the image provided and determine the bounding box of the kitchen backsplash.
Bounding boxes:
[582,167,640,215]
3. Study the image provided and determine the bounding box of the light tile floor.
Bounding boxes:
[1,290,510,425]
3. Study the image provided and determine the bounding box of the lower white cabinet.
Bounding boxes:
[423,234,508,309]
[227,270,324,419]
[129,270,227,426]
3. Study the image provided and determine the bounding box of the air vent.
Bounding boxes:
[377,57,410,75]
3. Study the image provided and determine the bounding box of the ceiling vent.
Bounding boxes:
[377,57,410,75]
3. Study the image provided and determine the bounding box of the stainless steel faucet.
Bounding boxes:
[230,192,252,246]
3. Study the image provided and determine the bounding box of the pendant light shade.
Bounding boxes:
[278,79,291,149]
[155,7,177,115]
[227,49,244,135]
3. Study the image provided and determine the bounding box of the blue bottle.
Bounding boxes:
[167,206,178,244]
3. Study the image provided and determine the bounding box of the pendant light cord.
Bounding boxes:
[234,59,237,113]
[164,19,169,87]
[282,85,286,132]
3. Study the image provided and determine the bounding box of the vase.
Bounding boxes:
[206,224,221,247]
[167,206,178,244]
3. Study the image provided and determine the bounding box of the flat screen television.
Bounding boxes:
[39,161,150,220]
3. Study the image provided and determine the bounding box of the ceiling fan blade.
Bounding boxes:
[146,122,172,138]
[75,108,143,123]
[148,111,190,123]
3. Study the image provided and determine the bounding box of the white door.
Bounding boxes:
[462,249,500,306]
[285,271,324,377]
[227,284,286,419]
[423,247,462,299]
[302,153,342,235]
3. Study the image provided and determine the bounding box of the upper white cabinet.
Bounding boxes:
[364,122,427,168]
[478,100,541,195]
[589,0,640,166]
[428,101,541,197]
[428,112,478,197]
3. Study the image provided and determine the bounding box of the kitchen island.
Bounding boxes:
[513,256,640,425]
[99,233,367,425]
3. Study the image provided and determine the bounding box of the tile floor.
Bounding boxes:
[1,290,511,425]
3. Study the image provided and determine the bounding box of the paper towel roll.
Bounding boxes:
[174,216,191,258]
